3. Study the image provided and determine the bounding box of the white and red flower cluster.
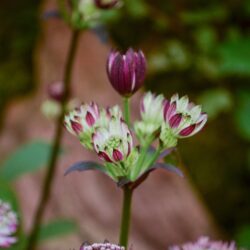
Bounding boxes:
[64,48,207,181]
[65,103,133,164]
[0,199,18,248]
[135,92,208,147]
[170,237,236,250]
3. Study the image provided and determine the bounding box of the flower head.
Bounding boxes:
[93,118,133,163]
[0,199,18,248]
[80,241,125,250]
[94,0,120,9]
[160,94,207,148]
[169,236,236,250]
[134,92,165,144]
[107,48,146,97]
[64,102,100,149]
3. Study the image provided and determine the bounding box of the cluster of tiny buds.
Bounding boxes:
[80,241,125,250]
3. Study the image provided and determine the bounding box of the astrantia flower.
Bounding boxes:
[94,0,120,9]
[93,118,133,163]
[64,102,100,149]
[107,48,146,97]
[169,236,236,250]
[160,94,207,148]
[80,241,125,250]
[0,199,18,248]
[134,92,165,144]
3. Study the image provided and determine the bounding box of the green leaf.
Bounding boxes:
[38,219,78,242]
[236,225,250,248]
[234,90,250,141]
[218,38,250,75]
[180,6,228,25]
[0,140,61,181]
[126,0,149,18]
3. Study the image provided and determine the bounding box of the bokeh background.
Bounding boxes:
[0,0,250,249]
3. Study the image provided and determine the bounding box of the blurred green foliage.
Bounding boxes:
[0,140,63,181]
[105,0,250,243]
[0,0,39,126]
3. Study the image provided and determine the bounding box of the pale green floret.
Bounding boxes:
[78,0,100,21]
[125,148,139,170]
[79,132,94,150]
[106,136,122,149]
[134,122,158,146]
[41,100,61,120]
[160,124,178,148]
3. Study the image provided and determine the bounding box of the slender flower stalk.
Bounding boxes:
[123,97,130,128]
[119,185,133,248]
[26,30,80,250]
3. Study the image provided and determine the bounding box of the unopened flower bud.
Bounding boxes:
[94,0,120,9]
[93,118,133,163]
[107,48,146,97]
[47,81,64,102]
[160,94,207,148]
[0,199,18,248]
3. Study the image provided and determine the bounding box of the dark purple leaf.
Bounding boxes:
[152,163,184,177]
[64,161,106,176]
[158,147,176,159]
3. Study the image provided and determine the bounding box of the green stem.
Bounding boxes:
[147,146,162,169]
[119,185,133,248]
[26,30,80,250]
[123,97,130,127]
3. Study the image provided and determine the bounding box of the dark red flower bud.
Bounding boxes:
[94,0,119,9]
[47,81,64,102]
[107,48,147,97]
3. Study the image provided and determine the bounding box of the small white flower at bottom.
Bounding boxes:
[0,199,18,248]
[80,242,125,250]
